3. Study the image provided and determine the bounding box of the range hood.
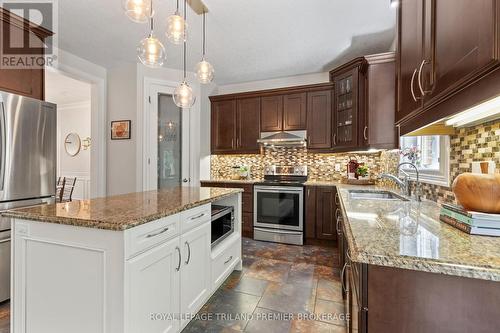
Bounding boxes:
[257,130,307,147]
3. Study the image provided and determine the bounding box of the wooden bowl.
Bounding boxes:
[452,173,500,213]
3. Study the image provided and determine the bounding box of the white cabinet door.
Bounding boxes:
[126,237,181,333]
[180,223,211,326]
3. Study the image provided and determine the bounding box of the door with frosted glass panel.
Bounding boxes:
[146,84,190,190]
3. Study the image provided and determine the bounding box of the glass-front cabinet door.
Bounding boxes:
[333,69,358,149]
[157,93,183,189]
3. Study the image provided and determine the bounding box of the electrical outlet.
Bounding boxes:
[335,164,341,172]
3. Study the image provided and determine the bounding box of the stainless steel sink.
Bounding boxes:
[348,190,409,201]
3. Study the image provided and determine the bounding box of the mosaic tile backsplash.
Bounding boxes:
[211,148,397,182]
[210,119,500,205]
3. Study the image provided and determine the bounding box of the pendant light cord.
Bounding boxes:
[202,11,206,58]
[183,0,187,80]
[150,0,154,33]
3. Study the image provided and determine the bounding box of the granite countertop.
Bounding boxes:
[3,187,242,231]
[336,184,500,281]
[201,179,262,184]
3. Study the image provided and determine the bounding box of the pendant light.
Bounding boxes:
[195,11,214,84]
[123,0,152,23]
[173,0,195,108]
[137,1,166,68]
[166,0,188,45]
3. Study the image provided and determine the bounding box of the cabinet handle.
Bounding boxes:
[307,188,310,197]
[336,216,342,236]
[335,194,340,205]
[333,133,337,146]
[236,138,240,147]
[231,138,234,148]
[145,227,169,238]
[341,262,350,293]
[363,126,368,141]
[190,213,206,221]
[410,68,419,102]
[224,255,233,265]
[418,59,429,97]
[184,241,191,265]
[175,246,181,271]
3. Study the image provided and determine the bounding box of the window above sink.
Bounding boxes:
[399,135,451,186]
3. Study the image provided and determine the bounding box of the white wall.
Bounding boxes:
[106,63,138,196]
[57,102,92,199]
[216,72,330,95]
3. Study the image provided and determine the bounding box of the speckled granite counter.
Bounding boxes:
[200,179,261,184]
[3,187,242,231]
[336,184,500,281]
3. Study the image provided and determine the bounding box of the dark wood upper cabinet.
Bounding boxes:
[0,8,52,100]
[396,0,500,134]
[396,0,425,123]
[423,0,499,108]
[315,186,337,241]
[283,93,307,130]
[260,95,283,132]
[211,100,237,153]
[330,53,397,152]
[236,97,261,152]
[306,90,332,149]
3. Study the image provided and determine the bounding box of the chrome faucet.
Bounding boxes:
[380,162,421,201]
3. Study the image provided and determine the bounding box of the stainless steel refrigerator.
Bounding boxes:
[0,91,56,302]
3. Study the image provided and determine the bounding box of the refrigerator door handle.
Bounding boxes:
[0,100,5,191]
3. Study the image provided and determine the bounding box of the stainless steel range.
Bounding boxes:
[254,165,307,245]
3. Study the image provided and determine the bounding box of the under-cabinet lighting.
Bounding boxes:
[445,96,500,127]
[390,0,399,8]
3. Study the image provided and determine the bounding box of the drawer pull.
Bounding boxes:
[175,246,181,271]
[224,256,233,265]
[341,262,350,293]
[145,227,169,238]
[190,213,206,221]
[185,241,191,265]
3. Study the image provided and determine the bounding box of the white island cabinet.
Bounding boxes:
[9,189,242,333]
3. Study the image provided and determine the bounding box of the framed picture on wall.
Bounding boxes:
[111,120,131,140]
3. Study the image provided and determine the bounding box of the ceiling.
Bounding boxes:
[57,0,396,85]
[45,70,91,106]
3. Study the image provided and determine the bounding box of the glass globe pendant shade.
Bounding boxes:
[137,34,166,68]
[123,0,152,23]
[173,81,196,108]
[195,59,214,84]
[166,13,187,45]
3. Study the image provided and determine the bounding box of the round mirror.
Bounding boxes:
[64,133,81,157]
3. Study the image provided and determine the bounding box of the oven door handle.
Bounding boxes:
[254,187,303,194]
[254,227,302,235]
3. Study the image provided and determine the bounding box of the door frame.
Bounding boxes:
[46,64,107,199]
[141,78,191,191]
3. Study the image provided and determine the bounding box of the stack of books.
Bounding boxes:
[440,203,500,236]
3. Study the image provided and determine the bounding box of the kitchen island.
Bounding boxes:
[335,184,500,333]
[4,187,243,333]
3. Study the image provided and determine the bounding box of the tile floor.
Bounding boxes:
[0,238,347,333]
[182,238,348,333]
